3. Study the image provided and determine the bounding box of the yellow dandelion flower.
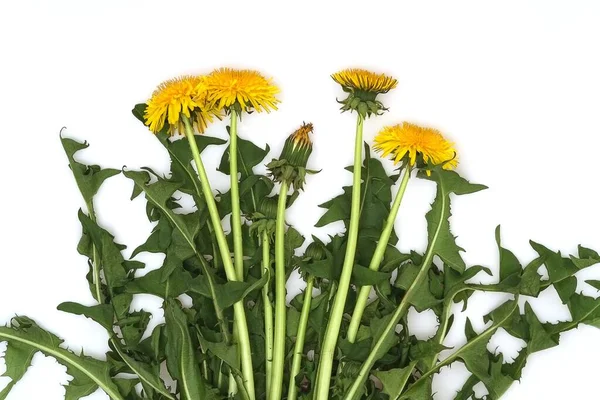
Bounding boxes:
[332,68,398,94]
[202,68,280,113]
[331,68,397,118]
[374,123,458,170]
[144,76,217,135]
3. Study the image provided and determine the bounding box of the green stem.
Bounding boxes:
[86,201,104,303]
[269,180,290,400]
[344,182,448,400]
[314,116,364,399]
[229,109,244,281]
[182,117,255,400]
[207,222,221,269]
[346,166,411,343]
[229,109,243,398]
[262,230,274,398]
[228,371,237,398]
[288,275,315,400]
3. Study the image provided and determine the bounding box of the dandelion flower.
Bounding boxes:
[202,68,280,113]
[374,122,458,170]
[332,68,398,94]
[331,68,397,117]
[144,76,217,135]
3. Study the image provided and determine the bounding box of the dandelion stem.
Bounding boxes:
[346,166,411,343]
[229,108,245,281]
[343,177,448,400]
[314,115,364,399]
[262,230,274,398]
[269,180,290,400]
[182,117,255,400]
[288,275,314,400]
[85,200,103,304]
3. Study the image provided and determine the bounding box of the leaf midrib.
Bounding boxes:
[0,331,124,400]
[176,320,196,400]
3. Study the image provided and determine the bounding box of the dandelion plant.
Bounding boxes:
[1,67,599,400]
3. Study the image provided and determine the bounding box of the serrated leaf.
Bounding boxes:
[352,264,391,286]
[189,271,269,310]
[61,135,120,206]
[218,133,270,178]
[57,302,114,332]
[495,226,521,282]
[78,211,131,290]
[372,361,416,400]
[0,317,123,400]
[0,340,36,400]
[125,267,192,299]
[112,342,175,400]
[164,300,206,400]
[422,169,486,273]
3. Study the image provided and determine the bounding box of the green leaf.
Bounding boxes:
[57,302,114,332]
[124,169,201,281]
[585,279,600,291]
[125,267,192,299]
[368,313,400,362]
[572,245,600,269]
[164,299,206,400]
[189,271,269,309]
[0,340,36,400]
[372,361,416,400]
[453,301,519,399]
[551,293,600,332]
[454,375,481,400]
[422,169,487,272]
[112,341,175,400]
[78,211,131,290]
[495,226,522,282]
[395,263,440,312]
[61,135,120,206]
[523,302,558,354]
[352,264,391,286]
[0,317,124,400]
[218,133,270,179]
[158,132,226,205]
[398,377,432,400]
[197,336,239,370]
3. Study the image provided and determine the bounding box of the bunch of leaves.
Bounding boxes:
[1,121,599,400]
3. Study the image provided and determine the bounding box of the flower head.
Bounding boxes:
[332,69,398,118]
[144,76,218,135]
[202,68,280,114]
[332,69,398,94]
[374,123,458,171]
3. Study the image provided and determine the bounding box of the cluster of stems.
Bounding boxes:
[182,114,256,399]
[313,115,414,400]
[181,108,424,400]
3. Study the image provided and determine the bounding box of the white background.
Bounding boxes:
[1,1,600,399]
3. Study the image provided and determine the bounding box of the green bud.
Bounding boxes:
[267,123,315,191]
